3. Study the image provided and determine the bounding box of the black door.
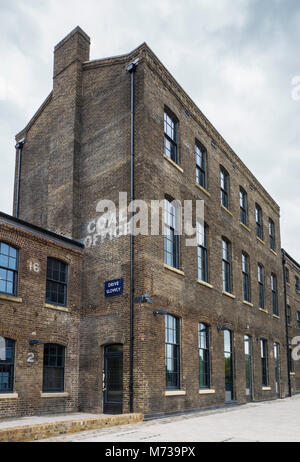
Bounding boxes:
[103,345,123,414]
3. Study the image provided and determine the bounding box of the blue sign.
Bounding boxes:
[105,278,123,297]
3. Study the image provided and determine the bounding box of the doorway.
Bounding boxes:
[103,344,123,414]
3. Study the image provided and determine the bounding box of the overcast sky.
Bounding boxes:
[0,0,299,260]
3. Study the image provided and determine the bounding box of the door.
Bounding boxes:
[244,335,252,400]
[274,343,280,396]
[103,345,123,414]
[224,330,234,402]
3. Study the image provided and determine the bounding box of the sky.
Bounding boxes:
[0,0,299,260]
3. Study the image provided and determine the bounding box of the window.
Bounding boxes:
[240,188,248,225]
[197,222,208,283]
[260,339,268,387]
[295,277,299,292]
[287,306,291,326]
[198,324,210,389]
[244,336,252,397]
[258,264,265,309]
[46,258,68,306]
[196,143,207,189]
[222,238,231,293]
[269,219,275,251]
[242,253,251,302]
[164,110,178,164]
[43,344,65,393]
[256,204,263,240]
[220,167,229,209]
[0,338,15,393]
[0,242,18,296]
[271,274,278,316]
[165,315,180,390]
[164,198,180,269]
[289,348,295,373]
[285,268,290,284]
[297,312,300,329]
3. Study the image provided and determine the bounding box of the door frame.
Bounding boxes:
[103,344,123,415]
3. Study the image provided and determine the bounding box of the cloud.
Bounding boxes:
[0,0,299,260]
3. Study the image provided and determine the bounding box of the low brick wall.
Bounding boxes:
[0,413,144,442]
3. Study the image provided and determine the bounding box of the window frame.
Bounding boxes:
[195,142,207,189]
[46,257,68,307]
[258,264,265,309]
[222,238,232,293]
[165,314,181,390]
[164,109,178,164]
[240,188,248,226]
[295,277,299,292]
[255,204,263,240]
[260,339,269,387]
[0,338,15,394]
[220,167,229,210]
[42,343,66,393]
[269,219,275,251]
[271,274,278,316]
[164,197,180,270]
[297,312,300,330]
[198,323,211,390]
[197,222,209,283]
[242,252,251,302]
[0,242,19,297]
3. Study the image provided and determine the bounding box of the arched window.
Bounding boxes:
[242,253,251,302]
[164,197,180,269]
[222,238,231,293]
[0,242,18,296]
[197,223,209,283]
[164,109,178,164]
[46,258,68,306]
[196,142,207,189]
[220,167,229,209]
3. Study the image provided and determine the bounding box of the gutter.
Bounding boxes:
[15,140,25,219]
[282,249,292,398]
[127,58,139,414]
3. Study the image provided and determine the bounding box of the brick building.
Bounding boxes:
[282,250,300,395]
[0,212,83,418]
[2,26,298,417]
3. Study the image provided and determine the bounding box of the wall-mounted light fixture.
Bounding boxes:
[153,310,170,316]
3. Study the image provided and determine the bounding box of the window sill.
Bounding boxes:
[0,393,18,400]
[0,294,22,303]
[259,308,269,314]
[243,300,254,307]
[197,280,213,289]
[163,155,184,173]
[262,387,271,391]
[222,291,236,299]
[240,222,251,233]
[45,303,69,313]
[199,389,215,395]
[256,236,265,245]
[195,183,211,198]
[273,314,280,319]
[270,249,277,256]
[40,392,69,398]
[290,372,296,376]
[221,205,233,217]
[165,390,186,397]
[164,264,184,276]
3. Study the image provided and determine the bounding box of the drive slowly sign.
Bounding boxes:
[105,278,124,297]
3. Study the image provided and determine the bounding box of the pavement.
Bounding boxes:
[41,394,300,442]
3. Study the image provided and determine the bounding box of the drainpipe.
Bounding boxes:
[127,58,139,414]
[15,140,25,219]
[282,249,292,398]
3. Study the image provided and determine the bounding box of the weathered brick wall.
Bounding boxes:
[285,256,300,393]
[0,220,82,417]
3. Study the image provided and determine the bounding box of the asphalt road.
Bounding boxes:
[42,394,300,442]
